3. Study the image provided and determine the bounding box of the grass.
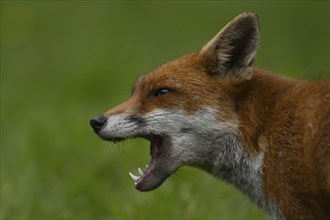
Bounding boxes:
[1,1,329,219]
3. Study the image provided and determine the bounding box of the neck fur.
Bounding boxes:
[210,132,265,207]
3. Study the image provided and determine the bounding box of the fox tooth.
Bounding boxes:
[138,168,144,175]
[129,172,140,181]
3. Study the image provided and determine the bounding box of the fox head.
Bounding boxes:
[90,12,260,191]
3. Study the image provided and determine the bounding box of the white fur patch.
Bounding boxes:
[100,113,140,139]
[101,107,282,218]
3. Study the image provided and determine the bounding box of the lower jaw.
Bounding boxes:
[125,134,178,191]
[135,175,168,191]
[134,158,172,191]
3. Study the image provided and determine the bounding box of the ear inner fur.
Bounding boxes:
[201,12,260,83]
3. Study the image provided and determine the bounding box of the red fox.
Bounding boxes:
[90,12,330,219]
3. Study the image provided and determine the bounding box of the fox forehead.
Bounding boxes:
[124,53,235,117]
[133,53,206,93]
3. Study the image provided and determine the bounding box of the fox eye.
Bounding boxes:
[148,88,172,98]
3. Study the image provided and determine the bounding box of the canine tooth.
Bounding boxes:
[129,172,140,181]
[138,168,144,175]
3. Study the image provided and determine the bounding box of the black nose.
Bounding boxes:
[90,115,107,133]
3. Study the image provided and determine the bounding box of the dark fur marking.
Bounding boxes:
[128,115,145,127]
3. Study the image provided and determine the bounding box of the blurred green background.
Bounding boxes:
[1,1,329,219]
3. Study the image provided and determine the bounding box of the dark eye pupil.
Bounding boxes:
[157,89,169,96]
[148,88,171,98]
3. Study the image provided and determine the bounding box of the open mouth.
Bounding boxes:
[105,134,174,191]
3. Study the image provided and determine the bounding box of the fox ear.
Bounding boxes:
[200,12,260,82]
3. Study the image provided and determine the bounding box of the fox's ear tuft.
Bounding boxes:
[200,12,260,83]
